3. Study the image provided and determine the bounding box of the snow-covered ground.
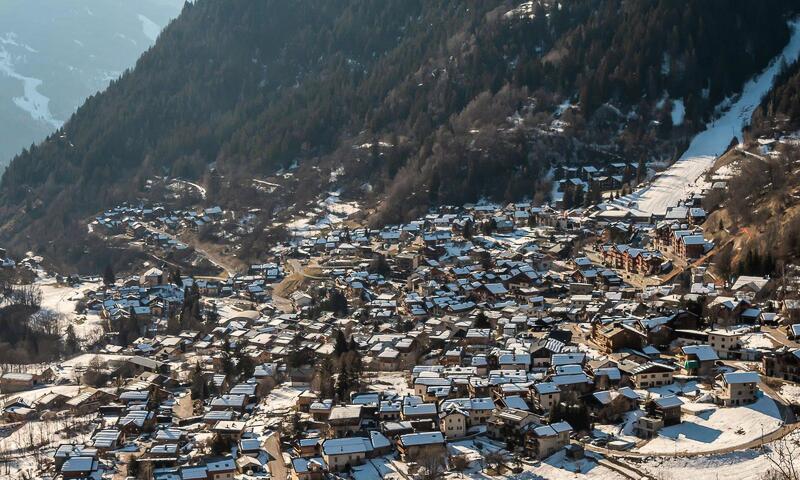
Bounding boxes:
[37,278,104,341]
[323,191,359,216]
[671,99,685,126]
[740,332,776,349]
[635,394,783,455]
[137,14,161,42]
[352,455,407,480]
[285,192,360,240]
[0,36,61,129]
[50,353,132,382]
[619,19,800,216]
[504,1,538,20]
[639,429,800,480]
[0,413,97,478]
[779,383,800,404]
[363,371,413,396]
[595,409,646,442]
[447,439,624,479]
[169,179,207,199]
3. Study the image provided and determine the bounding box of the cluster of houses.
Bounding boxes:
[553,163,638,199]
[73,261,288,345]
[91,203,228,252]
[4,195,800,479]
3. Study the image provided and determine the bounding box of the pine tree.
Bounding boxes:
[562,187,574,209]
[573,186,585,207]
[170,268,183,287]
[64,325,79,354]
[167,314,181,334]
[206,169,221,201]
[103,265,115,286]
[190,363,209,400]
[237,352,255,380]
[205,301,219,324]
[462,219,473,240]
[474,311,491,329]
[334,330,348,356]
[335,362,351,400]
[636,157,647,183]
[317,357,336,399]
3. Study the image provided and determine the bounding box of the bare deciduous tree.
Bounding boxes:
[416,448,446,480]
[450,454,470,478]
[763,436,800,480]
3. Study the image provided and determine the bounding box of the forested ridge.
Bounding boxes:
[0,0,796,268]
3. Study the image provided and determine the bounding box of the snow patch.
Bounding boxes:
[329,166,344,183]
[635,394,783,455]
[671,99,685,126]
[137,14,161,42]
[0,39,62,128]
[623,18,800,216]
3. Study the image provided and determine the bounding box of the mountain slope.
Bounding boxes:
[0,0,184,168]
[0,0,796,268]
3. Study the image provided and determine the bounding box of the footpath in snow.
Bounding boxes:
[620,18,800,216]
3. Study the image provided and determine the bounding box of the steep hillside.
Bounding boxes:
[752,58,800,134]
[0,0,796,269]
[0,0,184,168]
[702,59,800,281]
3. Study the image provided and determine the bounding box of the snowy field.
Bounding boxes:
[363,371,414,396]
[618,19,800,216]
[285,191,360,240]
[639,429,800,480]
[48,353,132,382]
[37,278,104,341]
[635,395,783,455]
[779,383,800,404]
[352,455,408,480]
[446,439,625,479]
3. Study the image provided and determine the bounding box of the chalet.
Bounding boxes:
[61,456,98,479]
[401,402,438,422]
[718,371,759,407]
[707,297,751,328]
[291,457,327,480]
[327,405,363,437]
[66,389,117,414]
[680,345,719,377]
[321,437,373,472]
[140,267,164,286]
[763,348,800,382]
[584,387,638,423]
[438,397,494,427]
[618,361,676,388]
[676,233,707,260]
[635,395,683,438]
[708,330,742,359]
[531,382,560,412]
[212,421,247,443]
[487,407,538,441]
[0,372,35,393]
[593,322,645,353]
[524,421,572,459]
[397,431,446,462]
[207,458,236,480]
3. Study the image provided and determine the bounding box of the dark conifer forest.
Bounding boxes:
[0,0,796,267]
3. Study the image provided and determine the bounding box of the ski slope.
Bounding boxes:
[621,19,800,216]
